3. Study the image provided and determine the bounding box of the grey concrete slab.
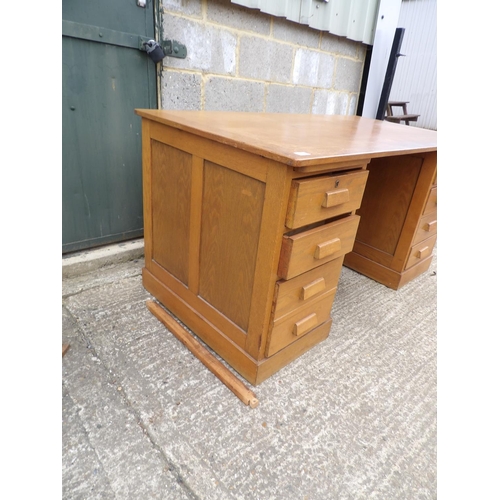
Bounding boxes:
[206,0,271,36]
[239,36,294,83]
[161,71,202,111]
[265,84,313,114]
[160,15,237,75]
[205,77,265,112]
[62,247,437,499]
[312,89,350,115]
[272,17,320,49]
[62,239,144,279]
[292,48,335,88]
[62,296,198,500]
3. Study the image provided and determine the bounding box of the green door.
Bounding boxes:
[62,0,157,253]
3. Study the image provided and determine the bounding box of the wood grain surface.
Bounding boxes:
[135,110,437,167]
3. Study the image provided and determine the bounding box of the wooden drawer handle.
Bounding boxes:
[301,277,326,301]
[425,220,437,231]
[314,238,341,260]
[417,246,430,259]
[293,313,318,337]
[322,188,350,208]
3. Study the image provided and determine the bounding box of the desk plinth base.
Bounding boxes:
[343,251,434,291]
[143,267,331,386]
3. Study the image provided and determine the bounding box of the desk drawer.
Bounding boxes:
[266,289,336,356]
[423,186,437,216]
[405,234,437,270]
[413,211,437,245]
[278,215,360,280]
[272,258,343,322]
[285,170,369,229]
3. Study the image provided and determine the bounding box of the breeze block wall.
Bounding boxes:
[160,0,367,115]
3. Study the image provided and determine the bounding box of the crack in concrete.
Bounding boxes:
[65,306,202,500]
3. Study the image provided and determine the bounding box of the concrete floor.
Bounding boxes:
[62,241,437,499]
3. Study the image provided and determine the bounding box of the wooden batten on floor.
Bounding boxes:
[146,300,259,408]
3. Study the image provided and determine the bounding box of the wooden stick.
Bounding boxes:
[62,344,70,357]
[146,300,259,408]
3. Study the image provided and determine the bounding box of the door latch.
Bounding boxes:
[139,37,187,62]
[162,39,187,59]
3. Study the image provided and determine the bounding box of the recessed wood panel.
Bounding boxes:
[151,140,191,285]
[355,156,422,255]
[199,161,265,332]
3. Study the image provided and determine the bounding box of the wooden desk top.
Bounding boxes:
[135,110,437,167]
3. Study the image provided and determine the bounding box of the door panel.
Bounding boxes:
[62,0,152,34]
[62,0,157,253]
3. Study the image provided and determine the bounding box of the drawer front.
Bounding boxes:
[278,215,360,280]
[273,258,343,323]
[266,290,336,356]
[423,186,437,216]
[285,170,369,229]
[413,211,437,245]
[405,234,437,270]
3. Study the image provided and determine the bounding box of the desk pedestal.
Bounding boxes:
[344,151,437,290]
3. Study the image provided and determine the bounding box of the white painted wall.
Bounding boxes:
[361,0,402,119]
[389,0,437,129]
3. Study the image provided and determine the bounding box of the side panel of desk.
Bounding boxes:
[141,119,293,383]
[344,151,437,289]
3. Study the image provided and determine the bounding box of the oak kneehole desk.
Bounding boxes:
[135,110,437,385]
